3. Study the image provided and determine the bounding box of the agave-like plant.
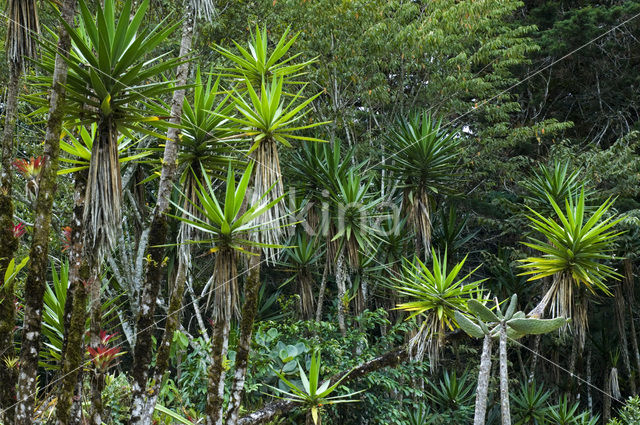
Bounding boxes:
[519,190,623,347]
[520,161,585,211]
[216,25,316,87]
[268,350,362,425]
[59,124,151,175]
[32,0,182,260]
[228,76,327,254]
[393,250,484,365]
[278,232,322,319]
[385,112,460,259]
[172,162,282,319]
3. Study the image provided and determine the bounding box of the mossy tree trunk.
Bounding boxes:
[14,1,76,423]
[0,48,21,425]
[225,253,262,425]
[128,3,193,423]
[56,168,90,425]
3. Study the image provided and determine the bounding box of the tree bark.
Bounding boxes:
[336,246,347,337]
[236,347,408,425]
[225,253,262,425]
[474,334,493,425]
[206,315,231,425]
[56,169,90,425]
[499,323,511,425]
[128,3,192,422]
[314,260,329,322]
[624,258,640,394]
[614,283,636,394]
[14,1,76,423]
[0,49,22,425]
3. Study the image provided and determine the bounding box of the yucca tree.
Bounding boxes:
[228,76,326,254]
[0,2,39,421]
[385,112,460,259]
[519,190,623,349]
[520,161,585,213]
[220,26,326,257]
[393,250,483,366]
[328,170,381,335]
[279,232,323,319]
[216,25,315,88]
[128,2,215,423]
[267,350,362,425]
[172,162,282,425]
[33,0,182,261]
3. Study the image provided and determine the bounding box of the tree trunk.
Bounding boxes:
[603,367,612,423]
[206,315,231,425]
[499,323,511,425]
[56,169,90,425]
[615,283,636,394]
[138,258,188,425]
[14,1,76,423]
[474,334,493,425]
[624,258,640,394]
[314,260,329,322]
[336,246,347,337]
[225,253,262,425]
[0,63,20,421]
[128,3,193,421]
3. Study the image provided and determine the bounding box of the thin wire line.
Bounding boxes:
[359,8,640,176]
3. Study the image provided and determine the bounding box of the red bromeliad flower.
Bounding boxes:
[13,156,44,180]
[87,331,123,370]
[13,223,26,238]
[61,226,72,251]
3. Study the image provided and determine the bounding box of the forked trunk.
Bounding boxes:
[474,334,493,425]
[14,1,76,422]
[499,322,511,425]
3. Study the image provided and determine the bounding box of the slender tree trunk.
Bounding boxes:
[206,315,231,425]
[315,260,329,322]
[225,254,262,425]
[615,283,636,394]
[14,1,76,422]
[603,367,612,423]
[128,3,192,420]
[0,57,21,425]
[587,343,593,413]
[138,258,188,425]
[499,323,511,425]
[474,334,493,425]
[56,169,90,425]
[336,246,347,337]
[624,258,640,393]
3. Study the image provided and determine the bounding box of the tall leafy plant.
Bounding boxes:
[519,191,622,347]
